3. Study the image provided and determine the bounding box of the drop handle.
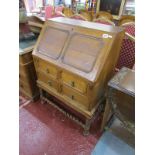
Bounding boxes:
[71,81,75,87]
[48,80,52,86]
[46,68,50,73]
[71,95,74,100]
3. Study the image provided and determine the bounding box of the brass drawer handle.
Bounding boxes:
[71,95,74,100]
[46,68,50,74]
[59,85,63,92]
[47,80,52,86]
[71,81,75,87]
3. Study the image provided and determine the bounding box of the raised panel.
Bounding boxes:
[37,27,69,59]
[62,33,103,73]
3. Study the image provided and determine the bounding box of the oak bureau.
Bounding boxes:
[32,17,124,135]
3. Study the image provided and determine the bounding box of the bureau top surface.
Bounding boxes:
[49,17,123,33]
[33,17,124,83]
[108,67,135,97]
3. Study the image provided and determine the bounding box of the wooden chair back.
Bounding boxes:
[95,11,113,21]
[70,14,87,21]
[62,7,74,17]
[93,17,115,26]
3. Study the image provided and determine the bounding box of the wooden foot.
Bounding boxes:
[83,129,89,136]
[100,99,111,132]
[41,99,46,104]
[83,119,91,136]
[39,88,45,104]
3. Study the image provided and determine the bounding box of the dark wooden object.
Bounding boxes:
[101,67,135,134]
[19,42,39,100]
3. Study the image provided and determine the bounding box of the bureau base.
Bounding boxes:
[39,87,104,136]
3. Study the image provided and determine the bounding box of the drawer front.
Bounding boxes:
[19,80,33,96]
[34,57,58,79]
[62,85,89,108]
[37,72,58,91]
[61,72,87,94]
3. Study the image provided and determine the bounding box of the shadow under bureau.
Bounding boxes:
[32,17,124,135]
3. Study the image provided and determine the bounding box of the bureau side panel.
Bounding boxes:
[88,31,125,110]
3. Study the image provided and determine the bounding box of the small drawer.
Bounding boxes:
[34,57,58,79]
[61,72,87,94]
[62,85,89,108]
[37,72,58,91]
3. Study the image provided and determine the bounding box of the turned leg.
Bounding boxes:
[100,99,111,132]
[83,119,91,136]
[39,88,45,104]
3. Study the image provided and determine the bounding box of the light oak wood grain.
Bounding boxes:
[33,17,124,119]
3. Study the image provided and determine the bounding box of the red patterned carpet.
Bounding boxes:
[19,95,102,155]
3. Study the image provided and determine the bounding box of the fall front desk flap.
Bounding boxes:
[33,17,124,82]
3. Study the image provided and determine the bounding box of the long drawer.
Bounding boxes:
[37,71,58,91]
[61,71,87,94]
[34,57,58,79]
[62,84,89,108]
